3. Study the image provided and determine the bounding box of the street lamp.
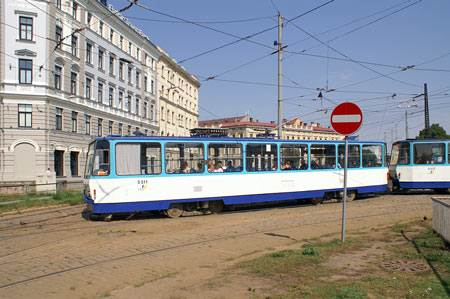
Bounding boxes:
[397,103,418,139]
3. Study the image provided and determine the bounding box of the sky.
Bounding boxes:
[108,0,450,145]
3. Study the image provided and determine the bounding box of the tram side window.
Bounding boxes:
[280,144,308,170]
[165,142,204,174]
[92,140,110,176]
[310,144,336,169]
[246,143,278,172]
[116,142,162,175]
[414,143,445,164]
[362,145,382,167]
[208,143,243,172]
[338,144,360,168]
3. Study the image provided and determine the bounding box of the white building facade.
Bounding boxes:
[157,47,200,137]
[0,0,161,188]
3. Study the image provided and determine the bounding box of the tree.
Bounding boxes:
[416,123,449,139]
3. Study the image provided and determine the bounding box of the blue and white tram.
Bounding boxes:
[83,136,388,218]
[389,139,450,193]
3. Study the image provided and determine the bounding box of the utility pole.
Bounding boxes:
[405,109,409,139]
[277,13,283,139]
[424,83,430,138]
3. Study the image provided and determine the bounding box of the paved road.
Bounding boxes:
[0,193,434,299]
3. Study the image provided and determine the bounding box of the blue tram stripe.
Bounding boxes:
[399,182,450,189]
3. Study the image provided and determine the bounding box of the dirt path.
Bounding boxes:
[0,193,434,299]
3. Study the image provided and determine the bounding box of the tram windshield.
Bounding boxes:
[89,140,110,176]
[390,142,410,166]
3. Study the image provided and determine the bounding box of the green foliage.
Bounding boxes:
[302,246,320,256]
[417,123,449,139]
[0,190,84,213]
[330,286,368,299]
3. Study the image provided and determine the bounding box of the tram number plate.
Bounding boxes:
[138,180,148,185]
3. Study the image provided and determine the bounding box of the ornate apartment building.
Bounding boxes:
[0,0,195,187]
[157,47,200,137]
[199,115,344,141]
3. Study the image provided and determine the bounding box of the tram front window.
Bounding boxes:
[92,140,110,176]
[390,142,410,166]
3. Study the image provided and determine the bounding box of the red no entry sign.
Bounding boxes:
[330,102,363,135]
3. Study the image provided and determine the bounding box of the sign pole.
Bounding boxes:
[341,135,348,242]
[330,102,363,243]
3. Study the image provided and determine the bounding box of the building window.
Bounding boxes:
[108,121,113,135]
[127,95,131,113]
[99,21,103,36]
[19,59,32,84]
[144,76,148,92]
[98,50,104,70]
[56,0,62,10]
[19,16,33,41]
[56,107,63,130]
[71,34,78,56]
[150,104,154,120]
[98,118,103,136]
[118,90,123,109]
[119,35,123,49]
[109,29,114,41]
[135,98,139,116]
[135,71,140,88]
[127,65,132,84]
[136,48,140,60]
[18,104,32,127]
[54,65,61,90]
[109,56,114,75]
[98,82,103,103]
[143,102,147,119]
[72,1,78,19]
[70,152,79,176]
[118,123,123,135]
[86,12,92,27]
[72,111,78,132]
[55,25,62,49]
[119,62,123,80]
[150,78,154,94]
[86,43,92,63]
[70,72,77,95]
[128,125,131,135]
[108,87,113,106]
[128,42,132,54]
[85,77,91,99]
[85,114,91,135]
[54,150,64,177]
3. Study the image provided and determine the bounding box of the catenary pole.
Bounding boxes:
[277,13,283,139]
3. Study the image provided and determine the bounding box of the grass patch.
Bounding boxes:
[235,221,450,298]
[0,190,84,214]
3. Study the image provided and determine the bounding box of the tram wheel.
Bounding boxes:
[209,200,224,214]
[166,203,184,218]
[346,190,356,202]
[310,197,324,205]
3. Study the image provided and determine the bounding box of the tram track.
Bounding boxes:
[0,202,428,290]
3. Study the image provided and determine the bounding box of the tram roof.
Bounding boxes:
[395,138,450,143]
[94,135,385,144]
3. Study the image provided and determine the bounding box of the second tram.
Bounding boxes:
[389,139,450,193]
